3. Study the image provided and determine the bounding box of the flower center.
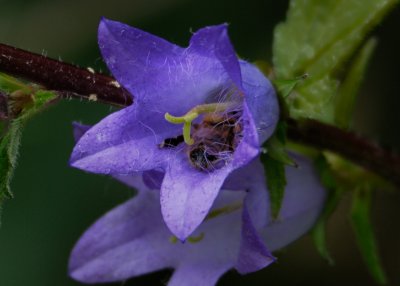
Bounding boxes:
[163,102,243,171]
[188,112,242,170]
[164,102,236,145]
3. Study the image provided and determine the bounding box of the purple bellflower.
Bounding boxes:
[69,121,326,285]
[70,18,279,241]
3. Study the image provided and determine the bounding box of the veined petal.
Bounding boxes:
[227,159,275,273]
[231,102,260,169]
[142,169,164,189]
[189,24,242,88]
[222,158,269,232]
[99,18,242,116]
[168,263,232,286]
[69,188,174,283]
[160,154,233,241]
[263,153,326,251]
[240,60,279,143]
[236,204,275,274]
[72,122,91,142]
[98,17,183,100]
[69,176,246,285]
[70,105,177,174]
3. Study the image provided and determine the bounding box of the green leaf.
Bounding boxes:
[262,153,287,219]
[0,120,23,201]
[273,0,397,122]
[351,188,387,284]
[273,74,308,99]
[0,72,31,94]
[264,123,297,167]
[0,74,59,223]
[312,155,343,265]
[335,38,377,129]
[24,90,59,119]
[266,137,296,166]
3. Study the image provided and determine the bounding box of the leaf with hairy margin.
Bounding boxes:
[273,0,397,122]
[0,74,58,224]
[351,188,387,284]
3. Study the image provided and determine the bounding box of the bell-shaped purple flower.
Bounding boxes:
[69,146,326,285]
[70,18,279,241]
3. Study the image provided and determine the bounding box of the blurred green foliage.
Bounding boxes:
[273,0,397,123]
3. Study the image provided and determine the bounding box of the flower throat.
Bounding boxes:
[162,102,243,171]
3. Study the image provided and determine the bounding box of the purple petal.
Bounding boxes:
[231,102,260,169]
[240,60,279,143]
[98,18,183,100]
[69,178,247,285]
[222,158,270,232]
[229,159,275,273]
[72,122,91,142]
[168,263,232,286]
[99,18,241,116]
[142,169,164,189]
[168,190,246,284]
[222,158,265,191]
[72,122,170,185]
[160,154,233,241]
[236,203,275,274]
[70,105,176,174]
[189,24,242,88]
[263,153,326,251]
[69,188,174,283]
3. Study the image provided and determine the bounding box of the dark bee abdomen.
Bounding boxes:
[188,144,219,170]
[188,113,242,171]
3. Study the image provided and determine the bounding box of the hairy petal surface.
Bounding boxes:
[261,153,326,250]
[69,153,325,286]
[72,122,90,141]
[240,60,279,143]
[69,184,247,285]
[69,186,174,283]
[236,204,275,274]
[160,154,233,241]
[189,24,242,87]
[168,263,231,286]
[99,18,241,117]
[70,105,177,174]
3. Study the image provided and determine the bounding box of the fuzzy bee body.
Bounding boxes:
[159,112,242,171]
[188,113,242,171]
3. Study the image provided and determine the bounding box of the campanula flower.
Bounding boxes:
[69,129,326,286]
[70,18,279,240]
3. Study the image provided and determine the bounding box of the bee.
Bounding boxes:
[158,135,184,148]
[159,112,242,171]
[188,112,242,171]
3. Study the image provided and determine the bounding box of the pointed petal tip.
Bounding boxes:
[98,17,108,31]
[68,267,99,285]
[68,256,88,284]
[163,218,197,242]
[99,16,114,28]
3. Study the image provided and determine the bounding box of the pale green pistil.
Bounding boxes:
[164,102,234,145]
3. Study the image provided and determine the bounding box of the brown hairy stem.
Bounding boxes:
[0,43,132,107]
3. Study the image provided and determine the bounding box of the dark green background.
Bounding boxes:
[0,0,399,285]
